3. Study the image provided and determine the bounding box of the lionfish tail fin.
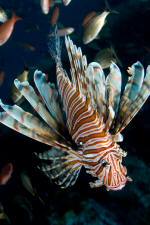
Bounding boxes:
[36,147,83,188]
[48,26,62,67]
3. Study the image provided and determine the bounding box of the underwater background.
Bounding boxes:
[0,0,150,224]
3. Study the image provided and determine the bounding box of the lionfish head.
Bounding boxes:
[97,152,132,191]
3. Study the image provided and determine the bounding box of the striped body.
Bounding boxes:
[56,65,128,190]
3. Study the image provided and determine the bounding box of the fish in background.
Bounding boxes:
[82,10,110,44]
[54,0,73,6]
[0,203,11,224]
[12,195,33,223]
[51,6,59,27]
[48,27,74,36]
[40,0,71,14]
[0,163,13,185]
[20,171,45,205]
[41,0,51,14]
[0,12,21,46]
[20,171,37,197]
[57,27,74,36]
[0,6,8,23]
[49,7,74,36]
[0,71,4,86]
[62,0,72,6]
[95,46,122,69]
[82,1,118,44]
[0,33,150,191]
[11,69,29,104]
[14,41,36,51]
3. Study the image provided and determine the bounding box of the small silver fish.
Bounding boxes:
[82,0,118,44]
[48,27,74,37]
[82,10,110,44]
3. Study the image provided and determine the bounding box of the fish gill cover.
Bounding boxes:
[0,0,150,225]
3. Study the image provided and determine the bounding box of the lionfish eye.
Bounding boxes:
[77,141,83,147]
[102,162,108,167]
[101,159,109,168]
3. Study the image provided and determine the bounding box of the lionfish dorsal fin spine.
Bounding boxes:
[105,62,121,131]
[111,62,150,134]
[56,36,105,145]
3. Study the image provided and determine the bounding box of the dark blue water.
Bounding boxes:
[0,1,150,225]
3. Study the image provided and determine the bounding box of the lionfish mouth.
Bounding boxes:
[107,183,126,191]
[106,175,132,191]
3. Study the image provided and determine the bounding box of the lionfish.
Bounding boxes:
[0,35,150,191]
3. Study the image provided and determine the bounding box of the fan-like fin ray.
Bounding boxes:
[86,62,107,117]
[105,62,121,131]
[0,100,55,138]
[35,147,72,160]
[34,70,65,126]
[119,66,150,132]
[0,112,59,147]
[125,61,144,100]
[85,63,98,107]
[127,61,144,100]
[14,79,59,132]
[106,62,121,115]
[65,36,90,100]
[111,64,150,134]
[37,147,82,188]
[120,61,144,111]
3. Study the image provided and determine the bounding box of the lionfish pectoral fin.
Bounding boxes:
[14,79,59,132]
[36,147,83,188]
[0,111,56,146]
[34,70,65,126]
